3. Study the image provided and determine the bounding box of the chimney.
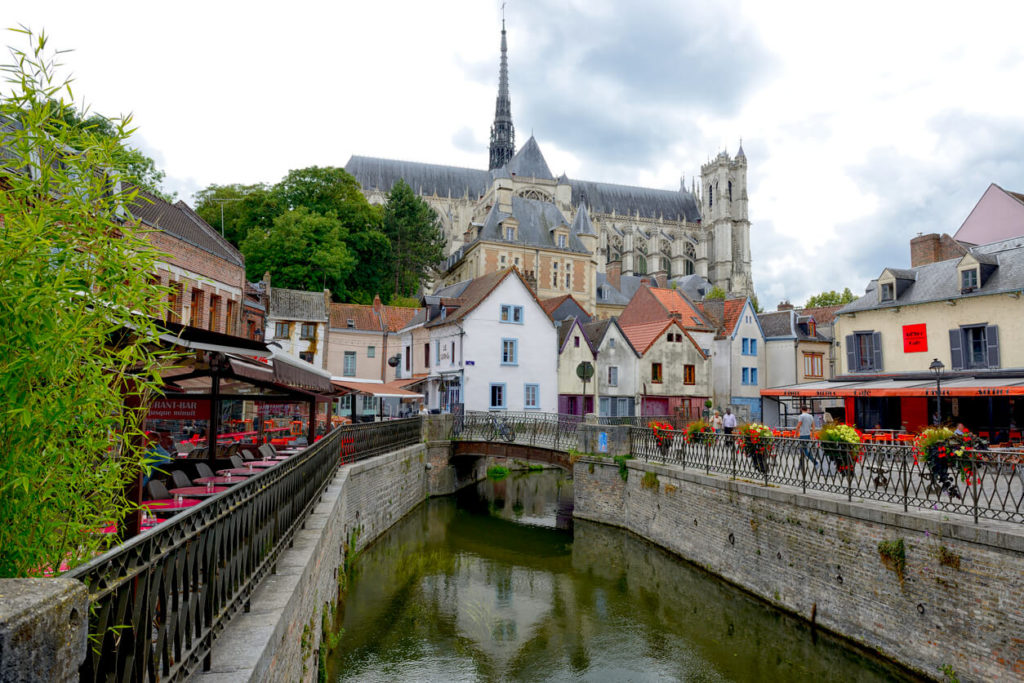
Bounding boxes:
[523,270,537,292]
[778,300,794,311]
[651,270,668,288]
[640,277,651,287]
[910,232,967,267]
[372,294,383,313]
[606,260,622,291]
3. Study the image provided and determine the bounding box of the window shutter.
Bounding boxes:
[871,332,883,371]
[986,325,1000,368]
[845,335,856,372]
[948,329,963,370]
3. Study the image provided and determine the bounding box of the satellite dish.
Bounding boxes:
[387,354,401,368]
[576,361,595,381]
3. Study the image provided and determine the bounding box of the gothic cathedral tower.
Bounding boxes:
[488,19,515,170]
[700,145,753,298]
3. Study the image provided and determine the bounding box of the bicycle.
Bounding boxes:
[486,414,516,442]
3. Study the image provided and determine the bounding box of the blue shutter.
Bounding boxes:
[986,325,1000,368]
[845,335,857,372]
[949,329,963,370]
[871,332,883,371]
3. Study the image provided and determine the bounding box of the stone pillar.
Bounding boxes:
[0,578,88,683]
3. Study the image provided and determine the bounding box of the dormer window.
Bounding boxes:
[808,319,817,337]
[557,233,567,248]
[346,319,355,328]
[961,268,978,292]
[880,282,894,302]
[504,225,516,241]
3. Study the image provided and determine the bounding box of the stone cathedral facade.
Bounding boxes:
[345,23,753,313]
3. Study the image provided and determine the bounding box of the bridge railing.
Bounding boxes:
[67,417,421,682]
[451,411,582,451]
[630,427,1024,524]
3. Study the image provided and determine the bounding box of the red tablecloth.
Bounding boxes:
[169,486,227,497]
[194,476,247,485]
[243,460,279,468]
[98,521,160,534]
[144,498,202,510]
[218,467,261,476]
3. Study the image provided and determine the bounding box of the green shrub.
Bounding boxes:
[487,465,510,481]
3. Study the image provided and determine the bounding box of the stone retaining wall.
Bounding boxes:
[574,457,1024,681]
[193,444,428,682]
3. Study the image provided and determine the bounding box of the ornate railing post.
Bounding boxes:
[901,449,909,513]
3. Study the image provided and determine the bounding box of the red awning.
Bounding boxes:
[762,377,1024,399]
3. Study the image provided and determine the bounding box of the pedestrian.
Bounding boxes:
[796,405,817,468]
[711,410,723,433]
[822,411,834,426]
[954,422,966,435]
[722,408,737,434]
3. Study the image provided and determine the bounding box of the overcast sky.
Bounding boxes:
[8,1,1024,308]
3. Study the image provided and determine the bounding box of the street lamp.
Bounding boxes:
[929,358,945,425]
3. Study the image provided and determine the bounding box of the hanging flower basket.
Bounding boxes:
[913,428,986,499]
[648,420,675,456]
[817,424,862,477]
[684,419,714,445]
[737,422,773,475]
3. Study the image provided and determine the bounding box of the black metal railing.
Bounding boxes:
[597,414,698,429]
[630,428,1024,524]
[451,411,582,451]
[67,417,422,682]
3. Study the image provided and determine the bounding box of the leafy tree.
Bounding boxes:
[751,295,764,313]
[242,207,356,297]
[194,183,277,247]
[705,285,727,300]
[381,179,445,297]
[0,29,172,576]
[804,287,856,309]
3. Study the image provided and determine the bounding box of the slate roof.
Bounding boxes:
[478,196,590,254]
[757,309,835,342]
[596,273,648,306]
[345,155,490,199]
[540,294,591,321]
[839,236,1024,314]
[667,274,712,301]
[571,203,596,235]
[582,318,640,356]
[570,178,701,222]
[129,189,244,267]
[269,288,327,321]
[506,136,553,180]
[757,310,794,338]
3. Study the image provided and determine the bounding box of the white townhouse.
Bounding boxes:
[582,318,641,419]
[698,297,766,421]
[407,268,558,413]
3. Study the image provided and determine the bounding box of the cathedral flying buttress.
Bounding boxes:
[343,21,754,312]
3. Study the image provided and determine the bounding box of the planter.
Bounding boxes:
[925,445,962,499]
[821,442,857,478]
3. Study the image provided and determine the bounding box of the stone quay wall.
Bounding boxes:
[194,444,428,682]
[574,457,1024,681]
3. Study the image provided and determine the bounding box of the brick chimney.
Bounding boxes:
[910,232,967,267]
[778,300,794,311]
[606,260,622,291]
[372,294,383,313]
[650,270,668,288]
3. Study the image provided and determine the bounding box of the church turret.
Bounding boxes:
[488,20,515,170]
[700,145,753,298]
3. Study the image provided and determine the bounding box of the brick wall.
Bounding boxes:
[910,233,967,267]
[574,458,1024,681]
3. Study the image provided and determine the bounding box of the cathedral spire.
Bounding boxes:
[488,18,515,170]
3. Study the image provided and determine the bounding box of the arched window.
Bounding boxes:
[634,254,647,275]
[708,185,713,208]
[684,260,694,276]
[728,181,732,202]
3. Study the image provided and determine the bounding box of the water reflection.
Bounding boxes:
[329,470,914,682]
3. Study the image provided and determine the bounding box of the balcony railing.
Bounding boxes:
[67,417,421,682]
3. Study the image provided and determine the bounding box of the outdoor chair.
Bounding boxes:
[239,449,255,461]
[230,455,245,469]
[196,463,215,479]
[171,470,192,489]
[292,436,308,447]
[146,480,171,500]
[258,444,277,459]
[220,443,240,459]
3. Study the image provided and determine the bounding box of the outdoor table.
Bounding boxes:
[243,460,279,468]
[169,485,228,498]
[218,467,262,476]
[144,498,202,511]
[194,476,247,485]
[98,521,160,534]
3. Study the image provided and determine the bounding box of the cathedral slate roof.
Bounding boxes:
[479,197,590,254]
[345,155,490,199]
[570,178,701,222]
[506,136,553,180]
[571,203,596,235]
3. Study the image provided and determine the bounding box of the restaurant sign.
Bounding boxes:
[902,324,928,353]
[148,398,211,420]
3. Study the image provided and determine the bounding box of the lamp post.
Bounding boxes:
[929,358,945,425]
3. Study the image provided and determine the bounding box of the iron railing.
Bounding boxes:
[597,414,698,429]
[630,428,1024,524]
[451,411,582,451]
[67,417,422,682]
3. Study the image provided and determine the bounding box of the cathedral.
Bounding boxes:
[345,21,753,313]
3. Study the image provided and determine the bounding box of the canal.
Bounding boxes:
[326,469,917,682]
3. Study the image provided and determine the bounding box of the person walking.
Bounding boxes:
[722,408,737,434]
[711,410,723,433]
[796,405,817,469]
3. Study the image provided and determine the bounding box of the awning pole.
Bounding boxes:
[208,357,221,467]
[308,397,316,444]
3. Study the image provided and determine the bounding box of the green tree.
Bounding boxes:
[0,29,172,576]
[194,183,277,247]
[242,207,357,297]
[751,295,764,313]
[804,287,856,309]
[705,285,727,300]
[381,179,445,297]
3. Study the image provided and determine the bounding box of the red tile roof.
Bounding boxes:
[620,286,712,331]
[382,306,418,332]
[800,305,843,325]
[697,298,748,338]
[619,319,707,358]
[329,303,380,330]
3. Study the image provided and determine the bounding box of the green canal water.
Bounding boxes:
[327,470,916,682]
